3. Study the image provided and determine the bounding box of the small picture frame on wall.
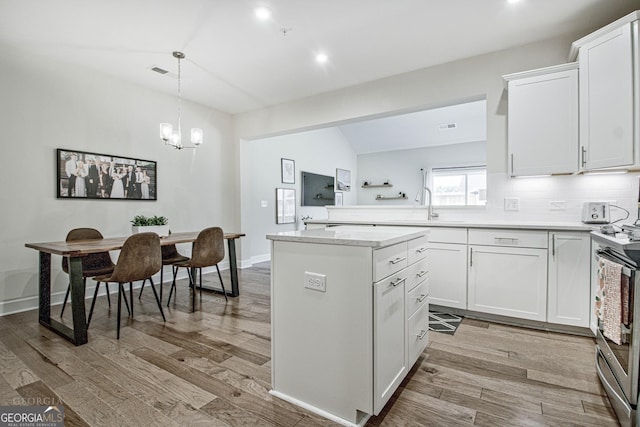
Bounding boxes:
[281,158,295,184]
[334,192,343,206]
[336,168,351,191]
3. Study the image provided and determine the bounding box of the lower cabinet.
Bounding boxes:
[468,244,548,322]
[548,232,591,327]
[427,242,467,309]
[374,270,407,414]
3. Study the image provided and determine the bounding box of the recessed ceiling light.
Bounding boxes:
[316,53,328,64]
[254,6,272,21]
[507,0,520,3]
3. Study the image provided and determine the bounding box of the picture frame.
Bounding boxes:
[276,188,296,224]
[281,158,295,184]
[334,192,343,206]
[56,148,157,200]
[336,168,351,191]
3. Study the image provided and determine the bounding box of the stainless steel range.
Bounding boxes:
[591,226,640,427]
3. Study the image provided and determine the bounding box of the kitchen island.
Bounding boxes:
[267,226,430,427]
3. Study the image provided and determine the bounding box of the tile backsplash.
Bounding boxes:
[438,172,640,224]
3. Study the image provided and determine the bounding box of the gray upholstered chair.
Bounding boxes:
[60,228,131,325]
[167,227,227,312]
[93,232,165,339]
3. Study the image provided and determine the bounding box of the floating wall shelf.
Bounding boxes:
[362,184,392,188]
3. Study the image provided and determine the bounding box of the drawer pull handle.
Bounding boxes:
[417,329,428,340]
[416,294,427,303]
[416,247,427,253]
[494,237,519,244]
[389,256,407,265]
[391,277,406,287]
[417,270,427,278]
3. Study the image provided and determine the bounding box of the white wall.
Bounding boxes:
[356,141,486,205]
[240,127,357,263]
[0,47,236,314]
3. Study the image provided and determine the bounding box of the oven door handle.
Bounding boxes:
[595,347,632,421]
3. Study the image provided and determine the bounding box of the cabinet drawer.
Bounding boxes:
[428,227,468,244]
[406,278,429,318]
[405,257,428,292]
[468,229,548,249]
[407,302,429,367]
[407,235,429,265]
[373,242,408,281]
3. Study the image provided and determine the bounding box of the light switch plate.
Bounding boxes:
[304,272,326,292]
[261,200,268,208]
[504,197,520,211]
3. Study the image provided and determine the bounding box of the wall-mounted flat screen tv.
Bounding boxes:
[301,171,335,206]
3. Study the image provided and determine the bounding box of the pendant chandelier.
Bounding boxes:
[159,51,203,150]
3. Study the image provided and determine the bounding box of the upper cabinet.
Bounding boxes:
[571,11,639,171]
[504,63,579,176]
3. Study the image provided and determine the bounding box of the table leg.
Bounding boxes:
[196,238,240,298]
[38,253,88,345]
[38,252,51,324]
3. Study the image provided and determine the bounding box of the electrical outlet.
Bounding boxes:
[548,200,567,211]
[504,197,520,211]
[304,272,326,292]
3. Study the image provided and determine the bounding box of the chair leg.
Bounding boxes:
[216,265,228,302]
[148,278,166,322]
[105,283,111,307]
[138,279,146,299]
[129,282,134,317]
[187,268,195,313]
[60,283,71,317]
[117,283,122,340]
[121,286,131,316]
[87,281,102,328]
[167,266,179,307]
[160,266,164,303]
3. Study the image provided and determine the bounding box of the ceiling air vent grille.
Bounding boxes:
[151,66,169,75]
[438,123,458,131]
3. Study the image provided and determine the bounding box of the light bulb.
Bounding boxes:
[191,128,203,146]
[160,123,173,141]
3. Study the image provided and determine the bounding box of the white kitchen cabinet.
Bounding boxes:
[468,229,548,322]
[504,63,579,176]
[548,232,591,327]
[374,269,406,413]
[426,227,467,309]
[427,242,467,309]
[268,227,429,426]
[574,16,638,170]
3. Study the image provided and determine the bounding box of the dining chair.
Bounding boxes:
[60,228,131,324]
[167,226,227,312]
[138,244,189,303]
[92,232,165,339]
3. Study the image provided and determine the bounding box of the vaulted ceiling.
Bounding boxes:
[0,0,636,115]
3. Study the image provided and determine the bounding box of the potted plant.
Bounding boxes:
[131,215,170,237]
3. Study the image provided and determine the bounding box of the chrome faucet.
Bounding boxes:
[425,186,433,221]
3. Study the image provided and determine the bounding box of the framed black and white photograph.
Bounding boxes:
[281,158,295,184]
[57,148,157,200]
[334,192,343,206]
[276,188,296,224]
[336,168,351,191]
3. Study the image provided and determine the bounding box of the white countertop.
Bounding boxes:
[305,218,596,232]
[266,225,429,247]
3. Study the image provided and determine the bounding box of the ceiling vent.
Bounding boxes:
[438,123,458,131]
[151,66,169,75]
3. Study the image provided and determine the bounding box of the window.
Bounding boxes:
[431,166,486,206]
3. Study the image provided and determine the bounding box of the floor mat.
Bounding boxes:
[429,311,463,335]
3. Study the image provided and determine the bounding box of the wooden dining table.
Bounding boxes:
[25,231,245,346]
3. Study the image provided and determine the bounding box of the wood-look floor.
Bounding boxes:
[0,262,619,426]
